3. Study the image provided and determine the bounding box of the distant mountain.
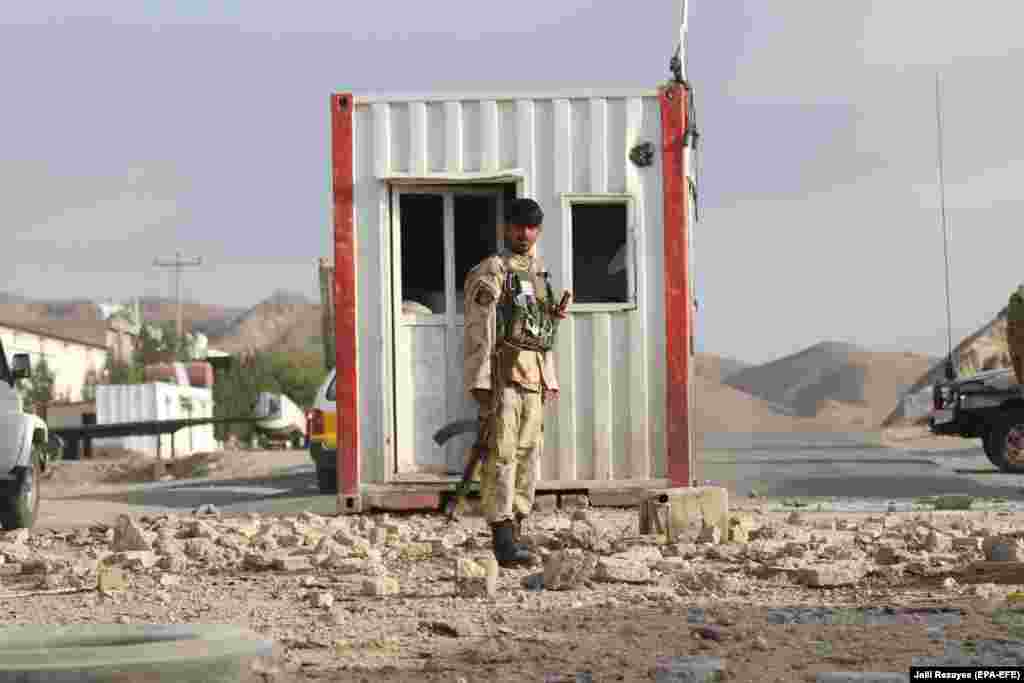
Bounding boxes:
[725,341,932,427]
[694,353,752,384]
[205,293,323,354]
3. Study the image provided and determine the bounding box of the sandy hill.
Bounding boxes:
[724,341,933,428]
[695,352,751,384]
[205,291,322,354]
[693,372,836,434]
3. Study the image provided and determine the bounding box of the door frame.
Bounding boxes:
[388,184,508,475]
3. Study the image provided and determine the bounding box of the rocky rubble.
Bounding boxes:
[5,505,1024,680]
[4,507,1024,604]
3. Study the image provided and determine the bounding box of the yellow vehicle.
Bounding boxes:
[306,368,337,493]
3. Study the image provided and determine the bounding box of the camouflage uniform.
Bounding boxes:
[464,250,559,524]
[1009,286,1024,385]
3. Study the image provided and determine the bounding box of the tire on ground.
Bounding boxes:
[0,447,41,530]
[984,411,1024,474]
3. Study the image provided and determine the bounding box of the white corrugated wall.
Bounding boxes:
[353,91,668,485]
[95,383,216,458]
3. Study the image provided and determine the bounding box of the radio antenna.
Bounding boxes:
[935,72,956,381]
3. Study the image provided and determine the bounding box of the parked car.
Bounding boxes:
[0,340,50,528]
[929,367,1024,472]
[307,369,337,493]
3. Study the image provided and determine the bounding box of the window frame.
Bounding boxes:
[560,192,638,312]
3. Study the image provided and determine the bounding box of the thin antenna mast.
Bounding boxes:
[935,73,956,380]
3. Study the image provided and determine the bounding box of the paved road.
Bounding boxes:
[39,433,1024,524]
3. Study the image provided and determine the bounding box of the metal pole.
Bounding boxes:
[154,251,203,354]
[935,73,955,377]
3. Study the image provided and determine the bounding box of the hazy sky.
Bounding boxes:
[3,2,1022,365]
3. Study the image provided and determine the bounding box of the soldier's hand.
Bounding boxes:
[543,389,559,403]
[472,389,492,407]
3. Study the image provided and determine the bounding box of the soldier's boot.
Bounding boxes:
[491,520,535,568]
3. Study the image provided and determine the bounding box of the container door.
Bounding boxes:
[392,188,502,475]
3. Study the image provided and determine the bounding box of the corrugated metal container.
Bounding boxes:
[95,383,216,458]
[343,89,679,492]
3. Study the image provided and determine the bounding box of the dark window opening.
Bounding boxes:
[399,194,445,314]
[454,195,498,312]
[571,203,629,304]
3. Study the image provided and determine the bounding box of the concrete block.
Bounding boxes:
[640,487,729,545]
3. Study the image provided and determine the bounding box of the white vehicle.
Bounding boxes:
[0,339,49,529]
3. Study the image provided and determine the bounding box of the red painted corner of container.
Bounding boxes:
[331,93,359,499]
[659,84,692,488]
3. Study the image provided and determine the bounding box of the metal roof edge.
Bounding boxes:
[349,88,661,104]
[0,319,110,351]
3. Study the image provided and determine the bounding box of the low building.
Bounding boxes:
[0,320,109,403]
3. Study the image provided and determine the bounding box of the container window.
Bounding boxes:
[399,194,446,315]
[326,375,336,402]
[571,203,630,305]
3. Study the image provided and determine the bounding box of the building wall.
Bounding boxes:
[0,326,107,403]
[351,91,668,484]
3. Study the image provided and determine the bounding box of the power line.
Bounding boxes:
[153,250,202,346]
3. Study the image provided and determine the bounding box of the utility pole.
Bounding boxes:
[153,250,202,351]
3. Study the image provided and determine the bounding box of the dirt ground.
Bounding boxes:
[9,435,1022,681]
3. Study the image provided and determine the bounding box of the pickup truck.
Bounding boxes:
[0,339,49,529]
[929,367,1024,472]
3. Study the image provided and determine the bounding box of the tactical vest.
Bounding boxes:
[496,264,560,353]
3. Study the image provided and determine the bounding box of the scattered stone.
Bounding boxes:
[544,550,598,591]
[398,542,433,561]
[874,546,903,566]
[159,574,182,587]
[97,566,128,593]
[370,528,389,546]
[2,529,30,545]
[111,515,152,552]
[786,511,803,526]
[690,625,722,642]
[454,557,498,598]
[613,545,663,567]
[107,551,158,570]
[362,576,400,597]
[655,558,689,573]
[594,557,651,584]
[653,655,725,682]
[943,577,958,591]
[696,525,722,545]
[924,530,952,553]
[187,520,218,539]
[273,556,312,572]
[728,516,753,543]
[157,555,187,573]
[183,538,215,560]
[312,591,334,609]
[797,563,866,588]
[952,537,983,552]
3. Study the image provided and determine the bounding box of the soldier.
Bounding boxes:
[463,198,570,568]
[1009,284,1024,385]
